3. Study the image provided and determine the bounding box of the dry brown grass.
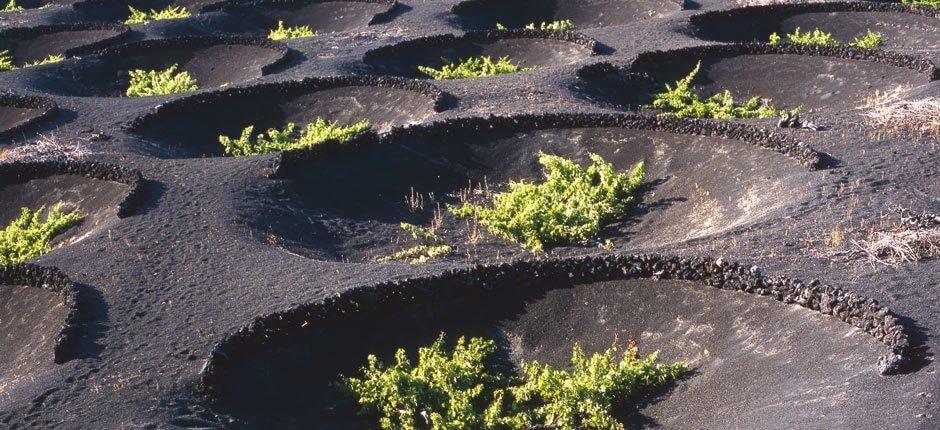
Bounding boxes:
[853,210,940,266]
[860,86,940,137]
[0,135,89,164]
[854,229,940,266]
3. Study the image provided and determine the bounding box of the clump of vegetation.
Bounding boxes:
[851,29,883,49]
[126,64,198,97]
[497,19,574,31]
[377,222,452,264]
[902,0,939,9]
[861,85,939,136]
[0,50,15,72]
[268,20,316,40]
[0,204,83,265]
[526,19,574,31]
[376,244,453,264]
[341,334,685,430]
[418,56,530,80]
[768,27,838,46]
[769,27,883,49]
[649,61,787,119]
[124,5,191,25]
[219,118,369,156]
[23,54,65,67]
[450,153,644,252]
[2,0,23,12]
[0,51,67,72]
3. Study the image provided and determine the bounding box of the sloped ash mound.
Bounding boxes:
[199,255,913,429]
[577,44,937,114]
[23,37,290,98]
[252,114,821,262]
[0,265,80,408]
[0,161,144,249]
[125,76,447,158]
[363,30,598,78]
[71,0,224,23]
[209,0,398,36]
[0,94,56,142]
[0,24,129,66]
[452,0,686,30]
[689,2,940,52]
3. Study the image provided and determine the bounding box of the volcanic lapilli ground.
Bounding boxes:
[0,0,937,429]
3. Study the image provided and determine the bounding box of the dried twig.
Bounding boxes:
[860,86,940,137]
[0,135,90,164]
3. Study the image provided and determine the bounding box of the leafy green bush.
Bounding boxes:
[768,27,838,46]
[851,29,883,49]
[218,118,370,156]
[769,27,883,49]
[126,64,198,97]
[497,20,574,31]
[268,20,316,40]
[341,334,685,430]
[377,222,452,264]
[525,19,574,31]
[0,204,83,265]
[376,244,453,264]
[450,153,644,251]
[23,54,65,67]
[2,0,23,12]
[0,50,15,72]
[649,61,786,119]
[0,52,67,72]
[418,56,530,80]
[124,5,191,25]
[903,0,939,8]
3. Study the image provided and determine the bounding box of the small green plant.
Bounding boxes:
[0,204,83,265]
[377,222,453,264]
[126,64,198,97]
[0,50,15,72]
[219,118,369,156]
[768,27,838,46]
[851,29,883,49]
[376,244,453,264]
[769,27,884,49]
[23,54,65,67]
[0,52,68,72]
[124,5,191,25]
[525,19,574,31]
[268,20,316,40]
[341,334,685,430]
[496,19,574,31]
[649,61,787,119]
[450,153,644,252]
[902,0,939,9]
[418,56,530,80]
[2,0,24,12]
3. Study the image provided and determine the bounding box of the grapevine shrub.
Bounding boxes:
[649,61,786,119]
[377,223,452,264]
[124,6,191,25]
[450,153,644,251]
[218,118,369,156]
[126,64,198,97]
[769,27,882,49]
[496,20,574,31]
[0,204,83,265]
[341,334,685,430]
[268,20,316,40]
[2,0,23,12]
[419,56,530,80]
